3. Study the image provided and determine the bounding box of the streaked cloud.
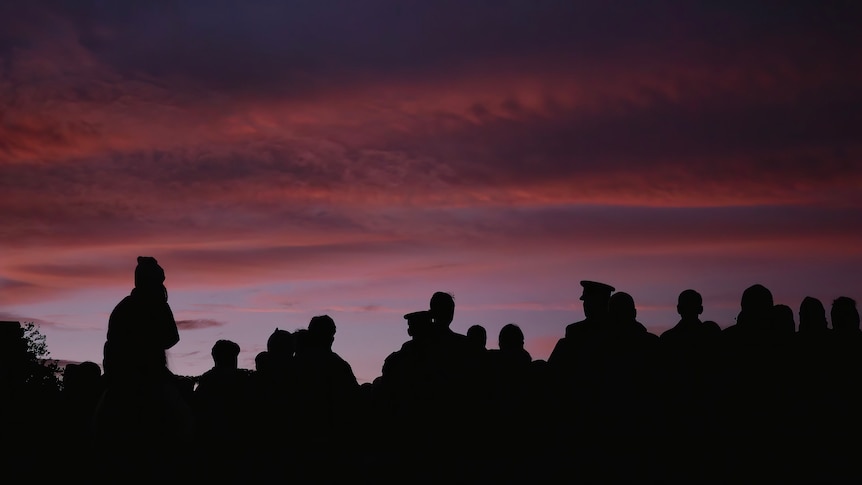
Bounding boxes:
[176,319,225,330]
[2,0,859,381]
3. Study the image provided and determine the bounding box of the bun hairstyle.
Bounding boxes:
[134,256,168,301]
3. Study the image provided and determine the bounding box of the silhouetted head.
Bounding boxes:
[266,328,294,358]
[308,314,336,349]
[212,339,240,369]
[254,350,271,372]
[580,280,614,319]
[608,292,637,324]
[677,289,703,320]
[467,324,487,350]
[62,363,81,388]
[498,323,525,352]
[134,256,165,287]
[404,311,433,340]
[769,304,796,335]
[831,297,860,333]
[430,291,455,327]
[738,284,774,326]
[293,328,310,355]
[799,297,828,333]
[78,360,102,379]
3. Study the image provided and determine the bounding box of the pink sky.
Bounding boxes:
[2,1,860,383]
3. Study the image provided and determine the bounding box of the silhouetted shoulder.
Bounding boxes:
[704,320,721,333]
[564,319,594,338]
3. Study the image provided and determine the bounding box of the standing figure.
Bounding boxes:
[548,280,615,368]
[94,256,192,480]
[103,256,179,384]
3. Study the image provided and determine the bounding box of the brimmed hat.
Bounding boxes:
[579,280,615,301]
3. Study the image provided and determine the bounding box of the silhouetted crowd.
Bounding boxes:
[2,257,861,484]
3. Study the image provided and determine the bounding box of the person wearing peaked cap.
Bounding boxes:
[579,280,615,301]
[547,279,615,367]
[569,280,615,336]
[404,310,433,340]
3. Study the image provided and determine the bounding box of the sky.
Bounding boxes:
[1,0,861,384]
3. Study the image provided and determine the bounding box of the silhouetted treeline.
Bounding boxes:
[2,269,861,484]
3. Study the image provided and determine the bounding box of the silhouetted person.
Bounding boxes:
[606,291,653,336]
[658,289,725,481]
[826,296,862,481]
[724,283,774,342]
[377,310,436,425]
[292,327,310,357]
[93,256,192,480]
[547,280,615,368]
[487,324,532,413]
[429,291,468,341]
[380,294,480,481]
[466,323,493,413]
[661,289,721,343]
[192,339,252,481]
[831,296,860,335]
[798,296,829,334]
[544,280,616,475]
[102,257,179,384]
[488,323,532,383]
[254,350,271,372]
[253,327,297,435]
[496,323,531,364]
[718,284,792,482]
[427,292,482,415]
[770,303,796,335]
[247,328,297,464]
[193,339,251,425]
[427,291,478,380]
[61,361,104,438]
[594,291,662,482]
[292,315,360,480]
[791,296,837,482]
[482,324,535,481]
[266,327,295,373]
[467,324,488,351]
[56,360,103,479]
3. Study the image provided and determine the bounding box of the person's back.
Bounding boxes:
[549,281,615,373]
[798,296,830,338]
[194,340,251,435]
[192,339,252,481]
[378,310,436,426]
[291,315,359,480]
[661,289,721,344]
[722,284,774,347]
[94,256,192,481]
[487,324,533,414]
[247,329,296,448]
[494,323,532,367]
[427,292,483,414]
[293,316,359,436]
[466,324,488,351]
[103,257,179,387]
[826,297,862,480]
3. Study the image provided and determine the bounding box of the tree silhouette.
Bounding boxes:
[21,321,63,391]
[1,320,63,469]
